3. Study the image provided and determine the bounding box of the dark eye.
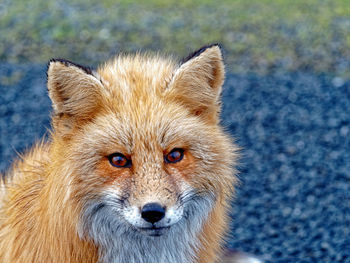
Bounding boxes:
[108,153,131,168]
[165,148,184,164]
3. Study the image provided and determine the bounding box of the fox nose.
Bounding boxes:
[141,202,165,224]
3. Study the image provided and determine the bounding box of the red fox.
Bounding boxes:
[0,44,239,263]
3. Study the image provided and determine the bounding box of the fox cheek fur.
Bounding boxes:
[0,44,239,263]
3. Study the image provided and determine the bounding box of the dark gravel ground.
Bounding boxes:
[1,64,349,262]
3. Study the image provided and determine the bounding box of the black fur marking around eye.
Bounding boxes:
[180,43,222,64]
[48,58,93,75]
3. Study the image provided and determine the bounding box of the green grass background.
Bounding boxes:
[1,0,350,76]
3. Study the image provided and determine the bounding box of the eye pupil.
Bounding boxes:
[169,151,180,161]
[108,153,130,168]
[165,148,184,163]
[112,156,124,165]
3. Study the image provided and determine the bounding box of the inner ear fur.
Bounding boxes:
[47,59,104,134]
[167,44,225,123]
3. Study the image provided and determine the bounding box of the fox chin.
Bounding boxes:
[0,44,239,263]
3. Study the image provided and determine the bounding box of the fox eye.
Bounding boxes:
[108,153,131,168]
[165,148,184,164]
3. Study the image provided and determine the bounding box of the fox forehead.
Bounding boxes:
[83,55,202,153]
[97,54,177,101]
[81,105,208,157]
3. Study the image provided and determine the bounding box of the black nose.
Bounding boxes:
[141,202,165,224]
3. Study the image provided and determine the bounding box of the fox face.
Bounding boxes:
[46,45,237,263]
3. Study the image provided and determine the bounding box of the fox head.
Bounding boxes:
[47,44,238,263]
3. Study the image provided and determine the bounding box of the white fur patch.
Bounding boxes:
[123,203,183,229]
[78,187,214,263]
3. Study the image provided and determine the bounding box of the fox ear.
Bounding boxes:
[168,44,225,123]
[47,59,103,133]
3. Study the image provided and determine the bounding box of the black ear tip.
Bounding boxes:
[47,58,57,68]
[48,58,70,66]
[209,43,222,50]
[49,58,60,63]
[181,43,223,64]
[47,58,69,72]
[46,58,93,75]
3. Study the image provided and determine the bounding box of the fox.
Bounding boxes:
[0,44,239,263]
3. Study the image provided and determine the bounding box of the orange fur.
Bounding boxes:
[0,45,239,263]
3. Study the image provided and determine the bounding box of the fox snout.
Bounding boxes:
[122,197,185,234]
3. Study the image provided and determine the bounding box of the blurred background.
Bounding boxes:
[0,0,349,262]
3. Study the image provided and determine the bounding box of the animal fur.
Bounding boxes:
[0,44,239,263]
